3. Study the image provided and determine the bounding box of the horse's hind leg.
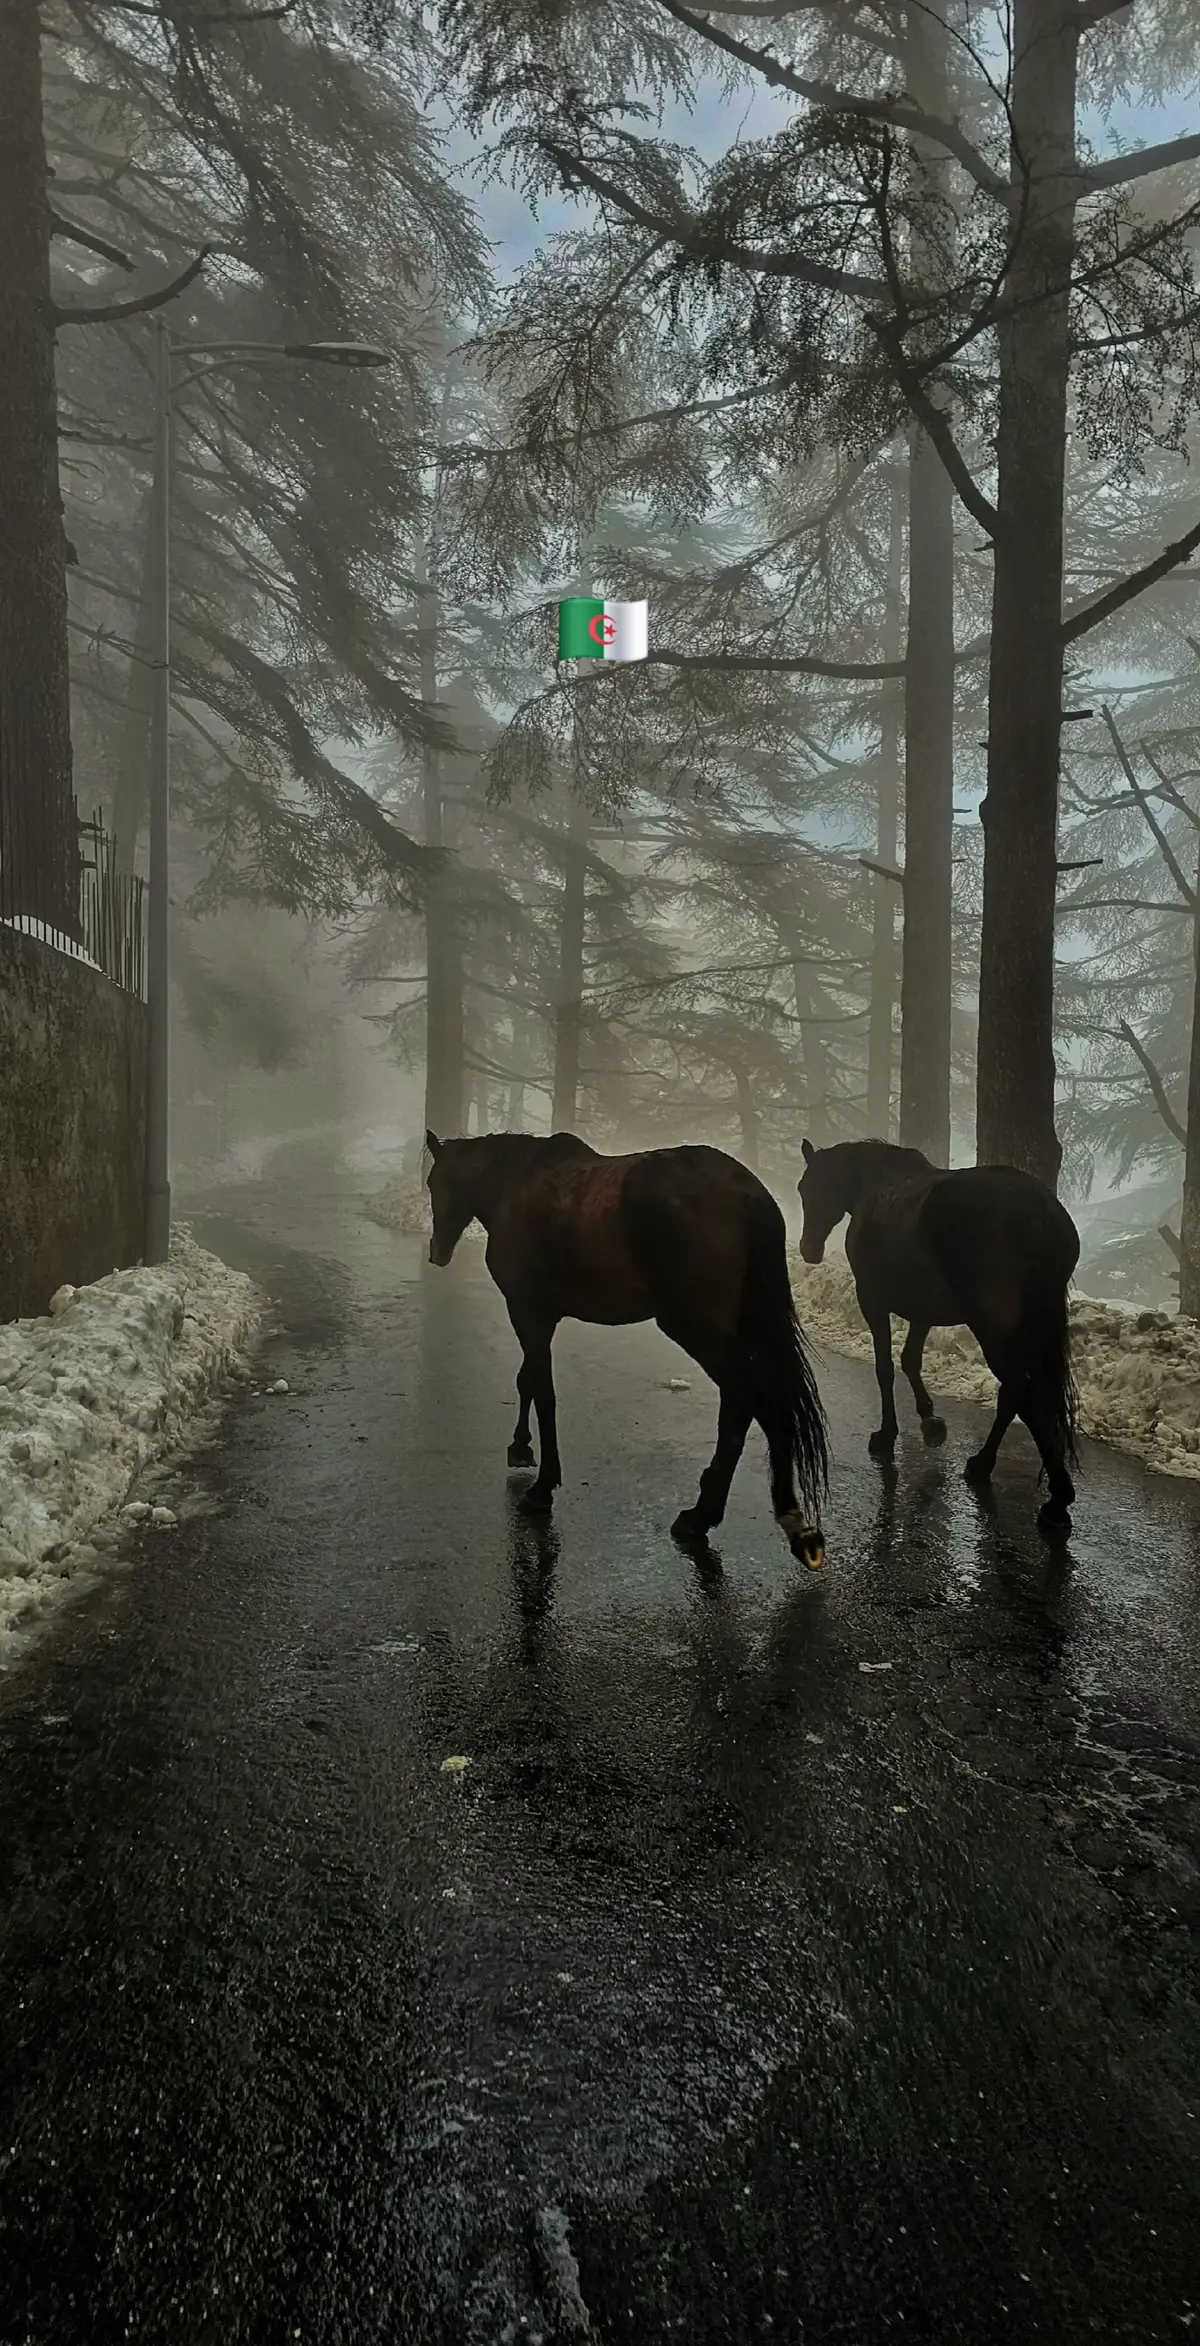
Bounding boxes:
[964,1382,1020,1483]
[900,1321,946,1446]
[507,1359,536,1470]
[655,1316,752,1537]
[1017,1388,1076,1532]
[672,1380,754,1543]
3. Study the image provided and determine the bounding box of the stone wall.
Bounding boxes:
[0,928,147,1321]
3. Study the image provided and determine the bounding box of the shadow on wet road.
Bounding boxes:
[1,1180,1199,2345]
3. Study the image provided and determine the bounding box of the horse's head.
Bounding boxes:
[796,1137,853,1264]
[424,1131,477,1266]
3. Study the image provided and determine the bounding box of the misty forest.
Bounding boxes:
[10,0,1200,1310]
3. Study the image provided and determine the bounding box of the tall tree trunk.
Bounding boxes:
[551,788,588,1130]
[867,455,905,1137]
[113,488,156,877]
[976,0,1080,1187]
[793,955,834,1141]
[734,1065,759,1170]
[417,565,464,1139]
[505,1010,530,1129]
[897,3,956,1166]
[0,0,80,935]
[469,997,490,1133]
[1180,890,1200,1317]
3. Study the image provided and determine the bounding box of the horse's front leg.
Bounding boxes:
[672,1379,753,1543]
[864,1303,899,1459]
[507,1357,536,1471]
[900,1321,946,1446]
[508,1314,561,1511]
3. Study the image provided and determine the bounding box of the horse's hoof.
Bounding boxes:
[1037,1500,1072,1537]
[922,1416,947,1447]
[672,1507,716,1544]
[779,1512,825,1570]
[507,1443,535,1470]
[868,1431,895,1461]
[519,1482,555,1515]
[963,1452,993,1485]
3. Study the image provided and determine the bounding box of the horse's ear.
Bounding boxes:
[425,1129,442,1160]
[801,1138,815,1166]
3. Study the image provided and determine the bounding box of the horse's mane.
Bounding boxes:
[832,1139,934,1180]
[453,1130,599,1170]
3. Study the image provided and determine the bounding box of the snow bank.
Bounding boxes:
[0,1226,263,1658]
[365,1182,485,1242]
[789,1251,1200,1481]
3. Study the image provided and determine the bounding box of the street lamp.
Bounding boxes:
[144,325,391,1264]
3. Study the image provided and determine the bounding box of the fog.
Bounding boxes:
[39,0,1200,1311]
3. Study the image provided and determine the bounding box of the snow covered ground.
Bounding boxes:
[365,1181,486,1240]
[789,1253,1200,1482]
[0,1227,263,1664]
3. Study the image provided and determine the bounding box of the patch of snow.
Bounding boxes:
[0,1225,262,1663]
[364,1182,486,1243]
[789,1252,1200,1482]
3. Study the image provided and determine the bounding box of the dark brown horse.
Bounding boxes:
[425,1130,828,1566]
[796,1138,1080,1532]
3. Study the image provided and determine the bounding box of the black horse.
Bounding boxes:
[796,1138,1081,1531]
[425,1130,829,1566]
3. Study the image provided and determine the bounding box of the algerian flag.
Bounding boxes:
[558,597,648,663]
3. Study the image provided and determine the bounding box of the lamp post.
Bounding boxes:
[144,326,391,1264]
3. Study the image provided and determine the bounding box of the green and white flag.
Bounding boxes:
[558,597,648,663]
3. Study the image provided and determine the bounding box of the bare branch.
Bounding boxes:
[1100,706,1196,907]
[870,320,1001,535]
[1061,515,1200,645]
[649,647,905,679]
[53,247,209,327]
[92,0,295,15]
[50,212,134,271]
[541,142,892,301]
[652,0,1009,201]
[1139,744,1200,831]
[1117,1020,1187,1146]
[1078,132,1200,194]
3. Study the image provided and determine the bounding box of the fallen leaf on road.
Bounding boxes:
[663,1378,691,1392]
[858,1660,894,1674]
[440,1754,472,1774]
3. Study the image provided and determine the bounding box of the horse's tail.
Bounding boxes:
[1021,1266,1080,1469]
[739,1190,829,1519]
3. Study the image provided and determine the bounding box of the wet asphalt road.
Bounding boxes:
[2,1183,1200,2346]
